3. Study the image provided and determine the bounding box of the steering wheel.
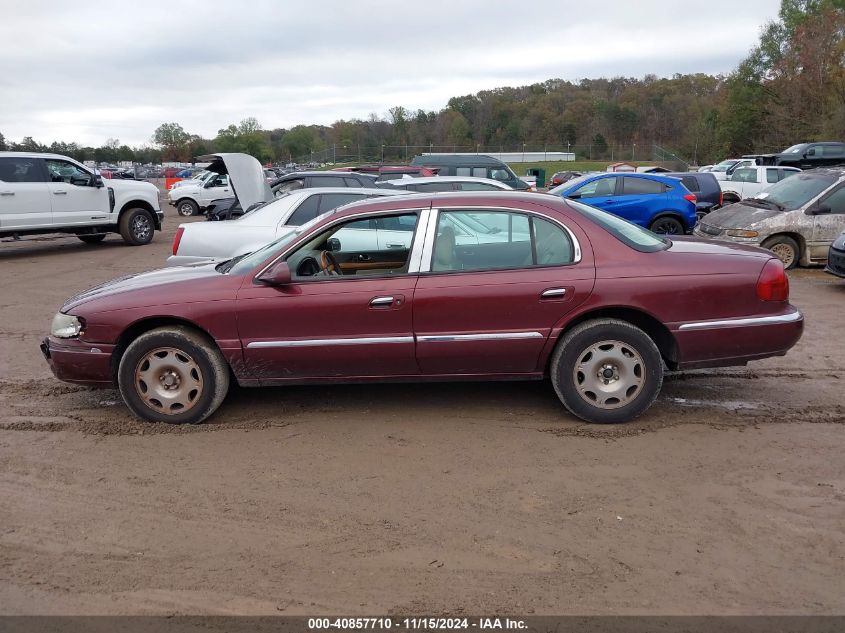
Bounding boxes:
[319,250,342,275]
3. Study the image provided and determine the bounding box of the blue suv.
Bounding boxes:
[552,173,698,234]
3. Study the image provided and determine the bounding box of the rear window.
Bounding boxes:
[680,176,700,192]
[566,199,669,252]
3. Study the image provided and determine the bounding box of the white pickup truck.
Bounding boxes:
[0,152,163,245]
[719,165,801,204]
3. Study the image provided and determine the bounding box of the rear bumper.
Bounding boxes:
[672,308,804,370]
[41,336,115,387]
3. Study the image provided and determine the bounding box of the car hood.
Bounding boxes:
[198,153,272,211]
[106,178,158,194]
[699,202,784,228]
[62,263,225,312]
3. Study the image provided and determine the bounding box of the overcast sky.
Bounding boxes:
[0,0,780,147]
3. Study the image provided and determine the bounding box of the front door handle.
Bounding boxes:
[385,243,405,249]
[369,296,395,307]
[541,288,567,299]
[0,191,14,196]
[53,190,68,195]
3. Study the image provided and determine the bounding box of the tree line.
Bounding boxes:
[1,0,842,167]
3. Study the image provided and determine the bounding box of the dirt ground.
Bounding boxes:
[0,195,843,615]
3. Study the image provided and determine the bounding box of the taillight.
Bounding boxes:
[683,193,697,203]
[719,191,723,207]
[172,227,184,255]
[756,258,789,301]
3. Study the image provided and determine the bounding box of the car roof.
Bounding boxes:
[0,151,82,161]
[411,154,507,166]
[382,176,509,186]
[801,167,845,178]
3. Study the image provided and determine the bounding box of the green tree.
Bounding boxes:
[152,123,191,161]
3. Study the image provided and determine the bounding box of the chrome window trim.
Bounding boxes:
[253,206,430,282]
[678,311,802,331]
[417,332,544,343]
[247,336,414,349]
[418,205,583,274]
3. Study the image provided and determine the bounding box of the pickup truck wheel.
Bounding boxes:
[119,208,154,246]
[77,234,106,244]
[762,235,799,269]
[551,319,663,424]
[117,326,229,424]
[177,199,199,216]
[649,216,685,235]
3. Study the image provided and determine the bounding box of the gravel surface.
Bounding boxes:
[1,195,843,615]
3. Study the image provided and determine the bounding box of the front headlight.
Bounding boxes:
[726,229,759,238]
[51,312,84,338]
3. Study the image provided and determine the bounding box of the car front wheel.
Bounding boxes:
[117,326,230,424]
[177,199,199,216]
[119,208,154,245]
[762,235,799,270]
[551,319,663,424]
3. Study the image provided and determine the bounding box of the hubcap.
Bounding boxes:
[134,347,203,415]
[572,340,645,410]
[770,243,795,267]
[654,220,680,235]
[132,215,152,241]
[179,203,193,216]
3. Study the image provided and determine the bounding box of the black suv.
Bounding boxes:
[663,172,722,219]
[744,142,845,169]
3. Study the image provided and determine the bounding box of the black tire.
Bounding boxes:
[117,326,230,424]
[176,199,199,217]
[77,234,106,244]
[649,215,685,235]
[761,235,800,270]
[550,319,663,424]
[119,208,154,246]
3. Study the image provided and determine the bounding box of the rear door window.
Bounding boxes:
[343,177,363,188]
[416,182,456,192]
[766,169,780,184]
[286,194,322,225]
[309,175,348,187]
[456,167,472,177]
[318,193,366,213]
[0,157,45,182]
[621,177,665,195]
[472,168,486,178]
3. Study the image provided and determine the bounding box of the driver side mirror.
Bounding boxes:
[256,261,291,286]
[326,237,342,252]
[91,175,104,188]
[566,193,581,199]
[810,204,832,215]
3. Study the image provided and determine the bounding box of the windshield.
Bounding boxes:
[548,174,593,195]
[238,191,293,220]
[566,199,669,252]
[783,144,806,154]
[226,212,333,275]
[751,173,836,210]
[711,160,738,173]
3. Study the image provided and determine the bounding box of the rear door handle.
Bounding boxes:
[386,243,405,249]
[541,288,567,299]
[0,191,14,196]
[369,296,395,307]
[53,190,68,195]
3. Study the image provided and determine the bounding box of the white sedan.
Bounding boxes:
[167,188,403,266]
[379,176,514,192]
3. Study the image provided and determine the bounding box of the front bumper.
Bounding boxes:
[692,225,761,246]
[825,245,845,278]
[41,336,115,387]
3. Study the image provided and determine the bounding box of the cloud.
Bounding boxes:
[0,0,779,146]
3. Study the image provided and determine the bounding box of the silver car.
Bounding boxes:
[693,168,845,269]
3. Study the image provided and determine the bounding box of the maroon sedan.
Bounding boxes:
[42,192,803,425]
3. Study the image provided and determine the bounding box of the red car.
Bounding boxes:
[42,192,803,425]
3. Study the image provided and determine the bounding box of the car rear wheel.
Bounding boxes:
[77,234,106,244]
[117,326,230,424]
[119,208,154,245]
[649,216,685,235]
[551,319,663,424]
[177,199,199,216]
[762,235,799,270]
